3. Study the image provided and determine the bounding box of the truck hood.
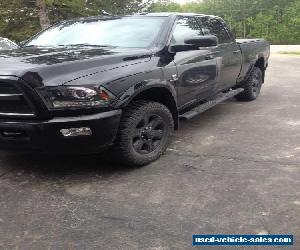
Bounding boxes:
[0,46,152,87]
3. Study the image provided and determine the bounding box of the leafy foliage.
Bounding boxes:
[149,0,300,44]
[0,0,153,42]
[0,0,299,44]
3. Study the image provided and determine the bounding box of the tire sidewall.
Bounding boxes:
[119,102,174,165]
[248,67,263,99]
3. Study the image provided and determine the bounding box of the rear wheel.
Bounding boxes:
[236,67,263,101]
[115,101,174,166]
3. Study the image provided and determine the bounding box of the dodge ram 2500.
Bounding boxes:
[0,13,270,166]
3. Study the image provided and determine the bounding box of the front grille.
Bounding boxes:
[0,82,35,117]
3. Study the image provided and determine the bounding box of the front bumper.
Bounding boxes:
[0,110,122,153]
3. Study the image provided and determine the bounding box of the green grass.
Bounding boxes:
[279,51,300,56]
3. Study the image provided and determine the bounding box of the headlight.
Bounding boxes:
[36,85,115,110]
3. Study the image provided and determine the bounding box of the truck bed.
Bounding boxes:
[236,38,266,44]
[237,39,270,82]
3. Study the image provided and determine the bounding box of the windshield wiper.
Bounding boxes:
[23,44,116,48]
[23,45,51,48]
[23,45,38,47]
[59,44,114,47]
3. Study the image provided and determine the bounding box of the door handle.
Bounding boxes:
[233,50,240,54]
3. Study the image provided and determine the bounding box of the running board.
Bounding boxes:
[179,88,244,120]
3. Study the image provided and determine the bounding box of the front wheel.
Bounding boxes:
[115,101,174,166]
[235,67,263,102]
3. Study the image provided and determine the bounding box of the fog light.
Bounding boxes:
[60,127,92,137]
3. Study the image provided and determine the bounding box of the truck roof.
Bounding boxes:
[73,12,219,22]
[138,12,219,18]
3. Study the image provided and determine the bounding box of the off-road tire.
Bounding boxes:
[115,101,174,166]
[236,67,263,101]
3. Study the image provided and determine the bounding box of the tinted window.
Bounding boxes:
[199,17,232,44]
[26,17,166,48]
[172,17,203,45]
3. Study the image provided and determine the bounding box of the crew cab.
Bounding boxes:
[0,13,270,166]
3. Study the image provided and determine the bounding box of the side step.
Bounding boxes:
[179,88,244,120]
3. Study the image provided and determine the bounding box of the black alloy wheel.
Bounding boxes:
[115,101,174,166]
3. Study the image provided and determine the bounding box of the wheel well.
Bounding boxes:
[255,57,265,82]
[131,88,179,130]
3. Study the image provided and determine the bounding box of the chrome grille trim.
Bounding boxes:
[0,112,35,117]
[0,81,35,118]
[0,93,23,97]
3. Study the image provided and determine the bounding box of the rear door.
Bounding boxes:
[197,16,242,92]
[170,16,218,109]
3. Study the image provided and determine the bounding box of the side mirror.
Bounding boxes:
[170,35,218,53]
[184,35,218,47]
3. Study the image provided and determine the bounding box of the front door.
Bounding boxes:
[197,16,242,93]
[170,16,218,109]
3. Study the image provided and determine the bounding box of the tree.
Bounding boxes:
[36,0,51,29]
[148,0,300,44]
[0,0,153,42]
[1,0,299,44]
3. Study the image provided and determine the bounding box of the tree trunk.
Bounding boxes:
[36,0,50,30]
[243,20,246,39]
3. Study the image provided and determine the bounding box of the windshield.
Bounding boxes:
[26,17,166,48]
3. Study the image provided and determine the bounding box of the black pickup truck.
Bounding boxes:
[0,13,270,166]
